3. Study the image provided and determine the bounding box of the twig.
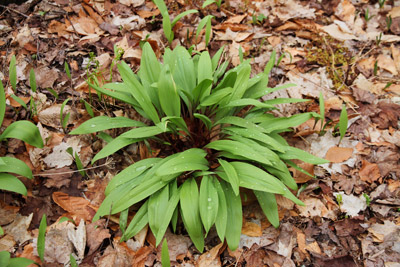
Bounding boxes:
[0,4,29,18]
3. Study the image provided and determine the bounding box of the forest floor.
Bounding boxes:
[1,0,400,266]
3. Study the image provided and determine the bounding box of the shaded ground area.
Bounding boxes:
[0,0,400,266]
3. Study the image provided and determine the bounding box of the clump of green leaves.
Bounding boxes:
[0,63,44,196]
[202,0,222,9]
[71,43,328,251]
[0,251,37,267]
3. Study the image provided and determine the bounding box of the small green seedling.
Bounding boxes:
[363,193,371,206]
[58,217,76,224]
[378,0,386,8]
[66,147,86,177]
[37,214,47,262]
[153,0,198,44]
[70,254,78,267]
[9,55,17,91]
[386,16,392,31]
[202,0,222,9]
[338,104,348,145]
[195,15,214,46]
[336,194,343,207]
[65,61,71,80]
[376,32,383,46]
[0,251,37,267]
[30,69,37,93]
[364,8,375,22]
[373,61,378,76]
[161,239,171,267]
[60,98,71,132]
[119,208,129,236]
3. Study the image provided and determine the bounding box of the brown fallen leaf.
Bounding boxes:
[377,54,398,75]
[359,160,381,183]
[196,243,223,267]
[86,219,111,255]
[225,14,246,24]
[41,167,73,189]
[242,221,262,237]
[52,192,97,222]
[325,146,353,163]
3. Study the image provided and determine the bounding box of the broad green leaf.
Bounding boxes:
[221,98,274,110]
[172,46,196,101]
[214,179,227,242]
[197,51,213,84]
[161,239,171,267]
[180,178,204,252]
[162,12,173,43]
[158,65,180,117]
[254,190,279,228]
[258,113,313,133]
[121,126,165,139]
[8,257,37,267]
[139,42,161,109]
[266,161,298,190]
[121,201,149,241]
[9,55,17,91]
[193,79,213,106]
[171,9,198,27]
[206,140,272,166]
[170,181,179,233]
[97,82,139,107]
[156,149,208,176]
[217,159,239,195]
[0,121,43,148]
[0,81,5,127]
[118,61,160,124]
[214,116,265,132]
[221,63,251,107]
[220,180,242,251]
[155,186,180,245]
[339,104,348,143]
[229,162,287,194]
[264,50,276,76]
[0,226,3,235]
[70,116,146,135]
[193,113,212,130]
[106,158,161,194]
[69,254,78,267]
[92,137,141,163]
[0,157,33,179]
[222,126,285,153]
[248,83,295,100]
[153,0,168,14]
[199,87,232,107]
[205,19,212,46]
[278,146,329,164]
[0,173,27,195]
[162,116,189,135]
[119,208,129,235]
[0,251,10,266]
[38,214,47,262]
[199,176,218,235]
[202,0,216,8]
[148,186,170,241]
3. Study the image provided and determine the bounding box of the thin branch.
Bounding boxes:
[0,4,29,18]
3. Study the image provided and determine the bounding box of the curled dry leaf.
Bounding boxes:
[52,192,97,222]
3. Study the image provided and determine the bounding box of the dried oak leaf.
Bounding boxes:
[42,167,73,189]
[371,102,400,129]
[359,160,381,183]
[52,192,97,222]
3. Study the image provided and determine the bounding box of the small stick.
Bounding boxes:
[0,4,29,18]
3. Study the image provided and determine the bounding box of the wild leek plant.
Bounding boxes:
[70,43,328,251]
[0,71,43,196]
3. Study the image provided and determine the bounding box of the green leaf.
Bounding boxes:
[0,226,3,236]
[10,94,27,109]
[121,201,149,241]
[0,173,27,195]
[180,178,204,252]
[263,98,310,105]
[153,0,168,14]
[199,87,232,107]
[9,55,17,91]
[60,98,70,130]
[106,158,161,194]
[264,50,276,76]
[199,176,218,235]
[92,137,140,163]
[0,81,5,127]
[148,186,170,241]
[69,254,78,267]
[158,65,181,117]
[0,157,33,179]
[156,149,208,176]
[172,46,196,99]
[0,251,10,267]
[193,113,212,130]
[196,15,214,42]
[8,257,37,267]
[161,239,171,267]
[64,61,71,79]
[93,82,138,107]
[205,18,212,46]
[193,79,213,106]
[220,180,242,251]
[254,190,279,228]
[211,46,225,72]
[155,185,180,245]
[119,208,129,235]
[38,214,47,262]
[258,113,314,133]
[171,9,198,27]
[221,98,274,110]
[162,12,173,43]
[58,217,75,224]
[70,116,146,135]
[319,91,325,129]
[121,126,166,139]
[214,179,227,242]
[118,61,160,124]
[206,140,272,166]
[82,99,94,117]
[278,146,329,164]
[217,159,239,195]
[339,104,348,144]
